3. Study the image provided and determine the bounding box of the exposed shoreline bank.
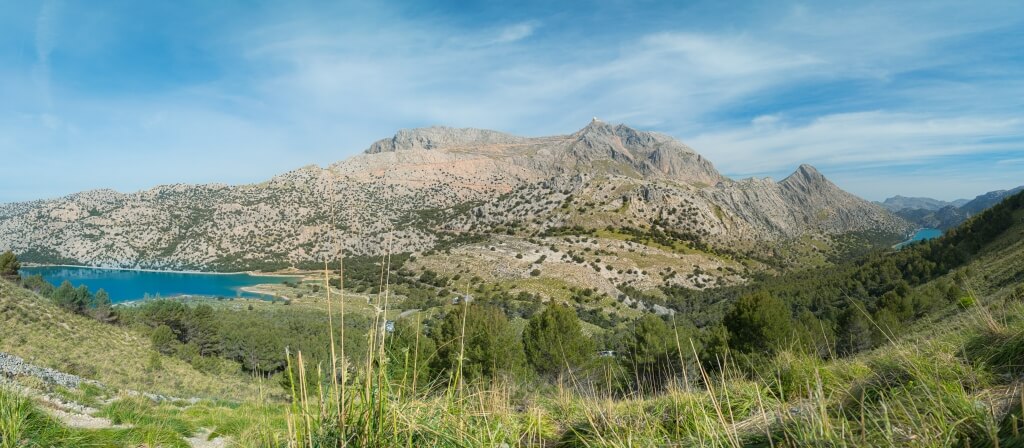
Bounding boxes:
[20,263,307,279]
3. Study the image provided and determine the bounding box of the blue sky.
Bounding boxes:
[1,0,1022,202]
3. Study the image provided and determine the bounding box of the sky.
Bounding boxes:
[0,0,1022,203]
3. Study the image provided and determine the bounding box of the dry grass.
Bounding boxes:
[0,280,262,401]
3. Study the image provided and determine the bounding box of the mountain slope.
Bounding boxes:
[0,121,910,271]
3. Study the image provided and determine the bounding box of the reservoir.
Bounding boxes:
[19,266,301,303]
[894,228,943,249]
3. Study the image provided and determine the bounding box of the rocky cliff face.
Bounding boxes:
[699,164,905,240]
[0,121,911,270]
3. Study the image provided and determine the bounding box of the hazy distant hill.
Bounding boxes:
[883,185,1024,230]
[877,195,967,212]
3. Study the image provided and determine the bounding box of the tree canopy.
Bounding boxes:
[724,291,792,354]
[523,303,593,377]
[0,251,20,281]
[432,304,526,383]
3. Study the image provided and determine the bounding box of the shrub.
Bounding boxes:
[150,325,177,355]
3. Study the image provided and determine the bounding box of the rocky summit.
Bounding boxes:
[0,121,911,272]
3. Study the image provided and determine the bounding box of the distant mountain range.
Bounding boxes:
[877,196,970,212]
[0,120,910,278]
[877,186,1024,230]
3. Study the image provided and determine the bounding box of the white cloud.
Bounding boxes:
[490,21,538,45]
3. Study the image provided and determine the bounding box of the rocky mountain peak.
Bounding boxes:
[783,164,827,184]
[365,126,524,154]
[574,117,614,136]
[777,164,841,198]
[572,120,669,151]
[560,120,722,184]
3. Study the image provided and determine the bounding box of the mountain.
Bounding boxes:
[960,186,1024,215]
[894,206,968,230]
[877,195,961,212]
[888,185,1024,230]
[0,120,910,276]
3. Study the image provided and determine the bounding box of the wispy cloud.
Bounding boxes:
[691,112,1024,175]
[33,0,58,109]
[489,21,539,45]
[688,111,1024,200]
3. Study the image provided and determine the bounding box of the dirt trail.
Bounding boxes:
[3,350,225,447]
[186,429,230,448]
[46,406,126,430]
[45,402,230,448]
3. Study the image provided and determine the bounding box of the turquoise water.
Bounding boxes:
[19,266,301,303]
[894,228,943,249]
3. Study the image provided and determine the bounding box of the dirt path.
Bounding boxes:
[46,407,127,430]
[186,429,230,448]
[3,351,230,447]
[47,404,230,448]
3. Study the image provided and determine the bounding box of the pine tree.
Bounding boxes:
[622,314,687,392]
[91,289,115,323]
[724,291,792,354]
[186,305,220,356]
[73,285,92,313]
[151,325,178,355]
[20,274,54,296]
[523,303,593,378]
[52,280,77,311]
[0,251,20,282]
[836,307,873,356]
[432,304,525,382]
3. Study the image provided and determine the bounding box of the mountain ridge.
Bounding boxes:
[882,185,1024,230]
[0,121,910,273]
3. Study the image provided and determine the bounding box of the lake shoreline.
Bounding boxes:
[893,227,943,249]
[19,263,306,278]
[20,265,305,304]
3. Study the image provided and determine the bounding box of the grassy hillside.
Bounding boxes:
[0,280,262,401]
